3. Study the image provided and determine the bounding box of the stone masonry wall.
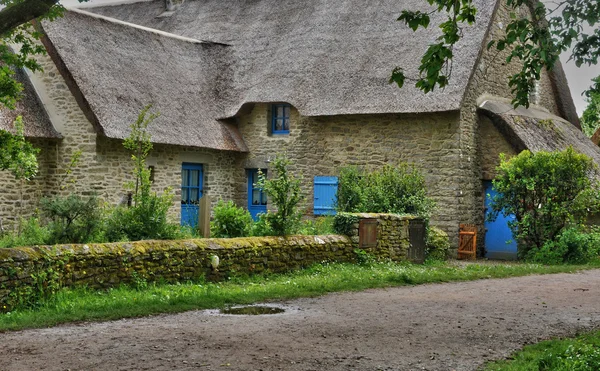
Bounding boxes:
[458,2,566,251]
[236,105,461,240]
[343,213,419,262]
[479,115,517,180]
[0,212,422,311]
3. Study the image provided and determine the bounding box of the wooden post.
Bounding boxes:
[198,195,211,238]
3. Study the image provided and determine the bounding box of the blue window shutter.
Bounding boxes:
[314,176,338,215]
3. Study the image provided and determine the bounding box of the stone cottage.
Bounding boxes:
[0,0,597,251]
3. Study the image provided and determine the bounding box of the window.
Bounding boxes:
[248,169,267,220]
[272,104,291,134]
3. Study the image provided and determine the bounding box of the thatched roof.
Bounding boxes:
[40,9,247,151]
[479,99,600,165]
[0,68,61,139]
[83,0,497,117]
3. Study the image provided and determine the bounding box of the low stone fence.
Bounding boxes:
[0,214,424,311]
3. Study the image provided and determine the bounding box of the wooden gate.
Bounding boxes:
[458,224,477,260]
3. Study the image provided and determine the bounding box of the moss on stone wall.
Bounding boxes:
[0,213,420,312]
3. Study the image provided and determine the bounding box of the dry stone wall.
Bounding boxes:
[0,213,423,311]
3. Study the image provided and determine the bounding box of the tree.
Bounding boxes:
[391,0,599,108]
[581,75,600,136]
[0,0,84,180]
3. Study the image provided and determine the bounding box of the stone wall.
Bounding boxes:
[0,213,423,311]
[479,115,518,180]
[343,213,421,262]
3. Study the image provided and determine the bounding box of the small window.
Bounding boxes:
[272,104,291,134]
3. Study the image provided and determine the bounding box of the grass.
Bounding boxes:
[0,260,598,332]
[484,330,600,370]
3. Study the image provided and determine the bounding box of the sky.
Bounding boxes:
[63,0,599,115]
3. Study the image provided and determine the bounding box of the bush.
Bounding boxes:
[0,217,49,248]
[40,194,102,244]
[425,226,450,261]
[211,200,252,238]
[333,213,360,235]
[337,164,435,219]
[104,105,180,242]
[298,216,335,235]
[527,227,600,265]
[251,212,274,237]
[256,155,304,236]
[490,147,598,258]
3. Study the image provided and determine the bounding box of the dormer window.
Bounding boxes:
[272,104,291,134]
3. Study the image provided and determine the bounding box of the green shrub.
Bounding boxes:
[211,200,252,238]
[104,105,179,242]
[251,212,274,237]
[298,216,335,235]
[337,164,435,219]
[256,155,304,236]
[490,147,599,258]
[0,217,49,248]
[333,213,360,235]
[425,226,450,261]
[527,227,600,265]
[40,194,102,244]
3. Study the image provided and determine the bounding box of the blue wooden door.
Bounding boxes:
[314,176,338,215]
[248,169,267,221]
[181,163,203,227]
[484,181,518,260]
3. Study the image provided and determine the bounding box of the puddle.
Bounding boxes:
[220,305,285,315]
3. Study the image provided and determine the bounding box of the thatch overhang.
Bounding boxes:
[88,0,497,118]
[478,99,600,166]
[0,68,61,139]
[40,9,248,152]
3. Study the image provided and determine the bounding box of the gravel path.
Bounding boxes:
[2,270,600,371]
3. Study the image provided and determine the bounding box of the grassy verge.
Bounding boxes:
[484,330,600,370]
[0,260,597,332]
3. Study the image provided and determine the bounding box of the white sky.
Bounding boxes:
[63,0,599,115]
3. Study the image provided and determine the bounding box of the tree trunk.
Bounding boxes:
[0,0,59,36]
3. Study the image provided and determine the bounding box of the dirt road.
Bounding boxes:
[2,270,600,371]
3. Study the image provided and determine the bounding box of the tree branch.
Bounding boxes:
[0,0,59,36]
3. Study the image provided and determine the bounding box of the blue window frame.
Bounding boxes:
[248,169,267,220]
[181,163,204,226]
[272,104,291,134]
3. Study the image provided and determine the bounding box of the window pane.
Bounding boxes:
[252,190,261,205]
[182,169,189,186]
[261,193,268,205]
[275,118,283,131]
[282,118,289,131]
[284,106,290,117]
[253,170,259,184]
[181,188,189,204]
[190,170,200,187]
[190,188,199,202]
[277,106,284,117]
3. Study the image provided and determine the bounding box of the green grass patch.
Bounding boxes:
[484,330,600,371]
[1,260,598,332]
